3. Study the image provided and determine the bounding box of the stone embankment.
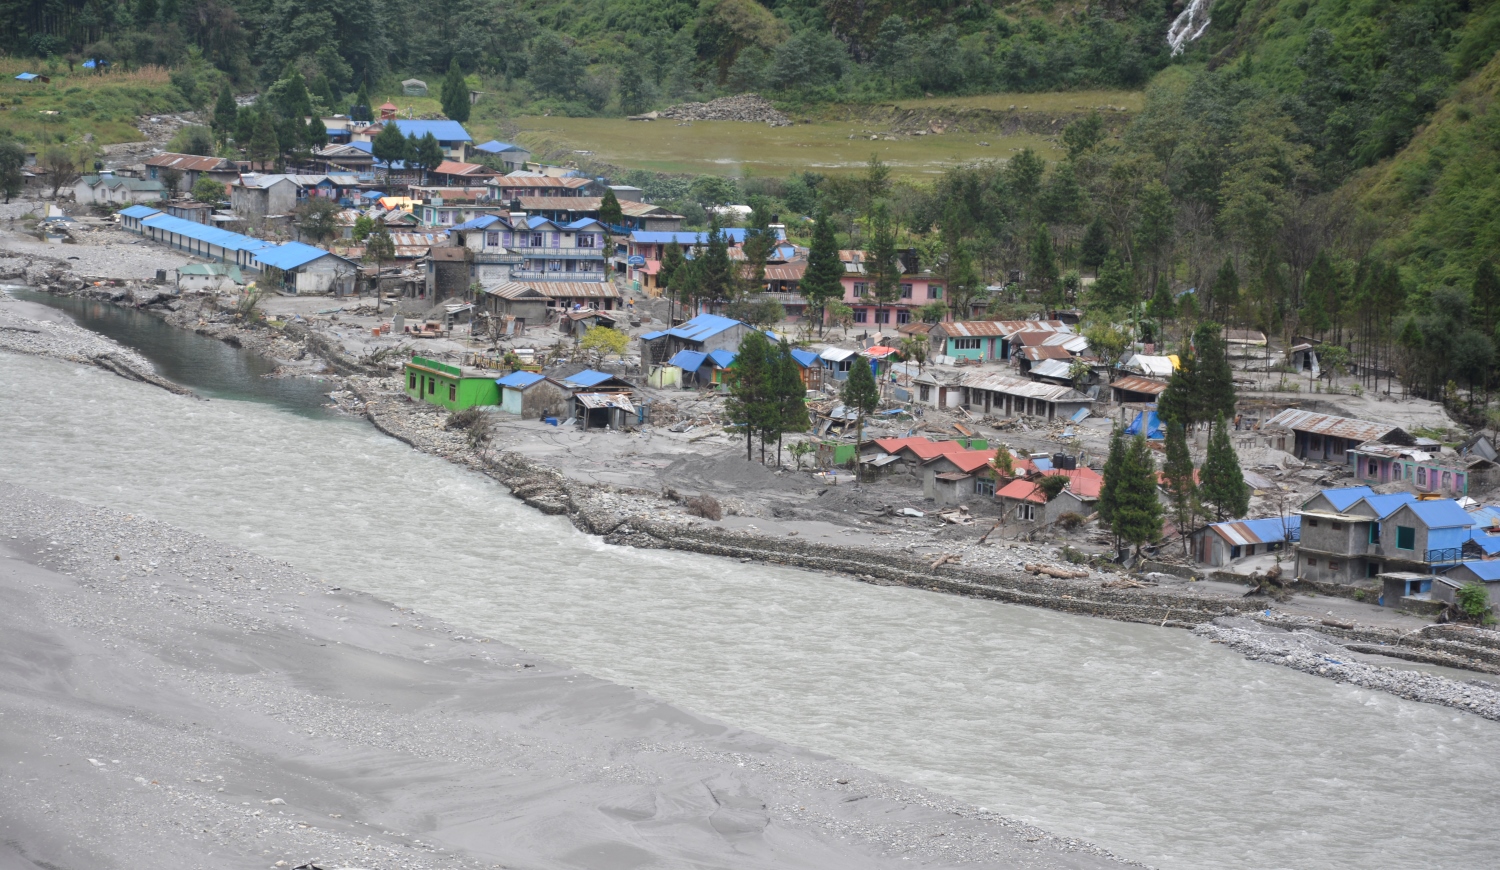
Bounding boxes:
[655,94,792,126]
[1197,617,1500,722]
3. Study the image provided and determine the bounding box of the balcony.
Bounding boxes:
[509,269,606,282]
[511,247,607,258]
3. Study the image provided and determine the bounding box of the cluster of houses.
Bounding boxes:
[402,355,640,431]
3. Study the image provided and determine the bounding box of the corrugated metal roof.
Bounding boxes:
[496,371,545,388]
[667,350,708,371]
[525,282,621,299]
[483,281,546,300]
[145,152,233,172]
[629,229,750,245]
[562,369,626,388]
[960,371,1093,403]
[997,479,1045,503]
[389,120,472,142]
[1405,499,1474,529]
[1266,409,1406,442]
[1029,358,1076,380]
[654,313,744,342]
[140,213,273,253]
[1209,516,1300,547]
[1352,492,1418,518]
[119,205,160,219]
[707,349,736,369]
[488,176,592,189]
[475,140,526,153]
[254,242,344,271]
[790,348,819,368]
[1454,560,1500,581]
[434,160,495,176]
[819,347,858,362]
[1021,345,1073,362]
[575,392,635,412]
[1111,375,1169,395]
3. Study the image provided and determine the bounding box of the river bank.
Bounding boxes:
[7,269,1500,726]
[0,481,1138,869]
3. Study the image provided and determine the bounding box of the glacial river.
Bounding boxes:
[2,300,1498,869]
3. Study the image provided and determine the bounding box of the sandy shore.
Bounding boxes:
[0,482,1131,869]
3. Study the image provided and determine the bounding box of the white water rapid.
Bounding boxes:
[3,346,1500,869]
[1168,0,1214,55]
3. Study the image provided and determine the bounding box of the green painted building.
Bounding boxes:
[404,356,500,411]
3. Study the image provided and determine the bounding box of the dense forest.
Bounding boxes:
[4,0,1500,418]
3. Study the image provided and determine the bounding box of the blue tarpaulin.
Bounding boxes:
[1125,409,1165,440]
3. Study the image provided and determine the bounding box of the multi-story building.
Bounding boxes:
[510,216,609,283]
[837,250,945,327]
[1295,487,1474,585]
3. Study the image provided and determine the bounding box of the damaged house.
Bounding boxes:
[1265,409,1412,463]
[958,372,1093,422]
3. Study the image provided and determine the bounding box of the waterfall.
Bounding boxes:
[1167,0,1214,56]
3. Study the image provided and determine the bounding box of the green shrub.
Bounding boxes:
[1456,582,1493,623]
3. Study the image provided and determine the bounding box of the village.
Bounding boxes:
[6,100,1500,648]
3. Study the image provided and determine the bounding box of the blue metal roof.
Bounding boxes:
[254,241,339,271]
[475,140,524,153]
[1467,529,1500,556]
[1455,560,1500,581]
[561,218,603,230]
[658,313,745,343]
[708,350,736,369]
[790,348,819,368]
[119,205,160,219]
[360,190,385,199]
[389,120,472,142]
[496,371,545,388]
[562,369,616,387]
[347,140,374,153]
[1033,457,1054,472]
[1210,516,1300,545]
[1356,492,1417,519]
[666,350,707,371]
[630,229,749,245]
[640,330,667,341]
[449,214,506,232]
[140,213,273,253]
[1407,499,1475,529]
[1319,486,1375,512]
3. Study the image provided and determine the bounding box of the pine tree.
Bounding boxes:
[1190,322,1235,424]
[212,87,238,143]
[727,331,775,462]
[865,200,900,326]
[351,82,372,122]
[1474,261,1500,335]
[1080,215,1109,277]
[440,58,471,123]
[371,121,410,168]
[248,113,279,169]
[699,216,733,307]
[1210,258,1239,321]
[413,132,444,180]
[802,210,844,334]
[1162,421,1200,553]
[660,241,686,318]
[840,356,880,484]
[772,339,808,466]
[1156,345,1197,427]
[1030,225,1060,308]
[1113,434,1164,555]
[740,197,776,298]
[598,188,624,228]
[1200,415,1249,521]
[1098,425,1127,529]
[670,254,702,318]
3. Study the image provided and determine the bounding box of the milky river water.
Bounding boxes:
[3,335,1499,868]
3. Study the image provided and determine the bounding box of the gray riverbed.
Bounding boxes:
[2,346,1499,869]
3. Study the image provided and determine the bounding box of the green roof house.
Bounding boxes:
[404,356,499,411]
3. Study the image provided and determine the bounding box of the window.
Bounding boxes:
[954,337,982,350]
[1307,518,1319,527]
[1332,522,1343,531]
[577,234,595,248]
[875,309,890,324]
[929,285,943,300]
[449,384,457,401]
[897,310,911,324]
[1442,471,1452,490]
[485,231,500,247]
[853,282,867,298]
[919,385,931,401]
[900,283,913,299]
[1017,503,1035,521]
[1396,525,1415,550]
[551,233,561,247]
[1332,439,1345,455]
[530,233,543,247]
[1367,563,1380,578]
[427,377,435,395]
[1307,558,1318,567]
[853,308,868,323]
[408,372,417,390]
[1328,560,1343,571]
[1418,467,1427,486]
[1369,523,1380,544]
[548,259,563,271]
[502,232,512,246]
[1367,459,1378,476]
[975,477,996,497]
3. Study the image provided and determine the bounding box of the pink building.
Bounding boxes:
[838,250,945,327]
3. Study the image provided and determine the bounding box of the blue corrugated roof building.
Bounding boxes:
[1408,499,1475,529]
[141,213,274,253]
[790,349,819,368]
[119,205,160,219]
[666,350,707,371]
[389,120,472,143]
[449,214,507,232]
[1314,486,1375,512]
[474,140,525,154]
[254,241,341,271]
[496,371,545,388]
[707,350,736,369]
[1353,492,1417,518]
[630,229,750,245]
[563,369,617,388]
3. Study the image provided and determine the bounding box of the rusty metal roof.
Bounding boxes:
[524,282,622,299]
[960,371,1093,403]
[1021,345,1073,362]
[1266,409,1408,443]
[1111,375,1169,395]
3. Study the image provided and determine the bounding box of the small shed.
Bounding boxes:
[176,263,245,293]
[1435,562,1500,617]
[571,391,636,430]
[404,356,499,411]
[401,79,428,96]
[495,371,568,419]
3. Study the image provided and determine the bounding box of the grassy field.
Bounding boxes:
[0,58,188,146]
[878,89,1145,114]
[508,116,1063,178]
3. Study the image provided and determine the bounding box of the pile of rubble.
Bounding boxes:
[657,94,792,126]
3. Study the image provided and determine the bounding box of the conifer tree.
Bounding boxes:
[1190,322,1235,424]
[212,87,238,143]
[1162,421,1200,553]
[1210,258,1239,321]
[660,240,686,318]
[772,339,808,465]
[1098,425,1126,530]
[1474,260,1500,335]
[727,330,775,462]
[1080,215,1109,277]
[1200,415,1250,521]
[864,200,900,326]
[248,113,279,169]
[1031,225,1061,309]
[441,58,471,123]
[598,188,624,229]
[1114,433,1164,555]
[840,355,880,484]
[351,82,372,122]
[699,216,733,307]
[802,210,844,334]
[1156,344,1197,427]
[371,121,410,168]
